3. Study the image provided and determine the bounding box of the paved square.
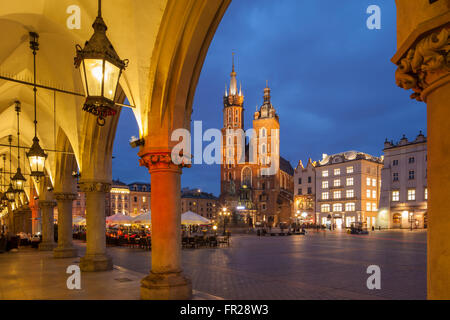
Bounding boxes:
[0,229,426,299]
[105,229,426,300]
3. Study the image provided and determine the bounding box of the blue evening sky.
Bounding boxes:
[112,0,426,196]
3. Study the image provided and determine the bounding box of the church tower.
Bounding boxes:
[221,55,244,197]
[253,82,280,169]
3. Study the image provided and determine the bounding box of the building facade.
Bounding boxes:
[73,180,151,218]
[314,151,383,229]
[219,62,294,227]
[294,159,317,224]
[180,188,219,220]
[378,132,427,229]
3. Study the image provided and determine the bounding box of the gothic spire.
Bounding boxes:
[229,52,237,96]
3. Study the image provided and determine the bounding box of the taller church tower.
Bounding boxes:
[221,55,244,198]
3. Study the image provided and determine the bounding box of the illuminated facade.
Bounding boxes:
[300,151,383,229]
[294,159,317,224]
[219,61,294,227]
[180,188,219,220]
[378,132,427,229]
[73,180,151,218]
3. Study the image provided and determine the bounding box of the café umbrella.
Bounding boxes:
[132,211,151,225]
[106,213,133,225]
[181,211,211,225]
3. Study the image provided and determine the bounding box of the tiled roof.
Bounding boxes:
[280,157,294,176]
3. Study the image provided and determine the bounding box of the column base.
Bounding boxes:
[38,242,56,251]
[53,247,78,258]
[80,254,113,272]
[141,271,192,300]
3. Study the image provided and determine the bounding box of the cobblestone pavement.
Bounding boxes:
[102,229,426,300]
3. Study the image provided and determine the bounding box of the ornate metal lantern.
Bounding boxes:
[27,137,47,179]
[11,168,26,193]
[74,0,128,126]
[6,184,15,202]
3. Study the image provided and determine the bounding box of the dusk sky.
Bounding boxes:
[113,0,426,196]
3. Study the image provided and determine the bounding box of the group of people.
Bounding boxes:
[0,230,41,253]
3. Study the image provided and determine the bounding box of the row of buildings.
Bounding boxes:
[294,132,427,229]
[73,181,219,221]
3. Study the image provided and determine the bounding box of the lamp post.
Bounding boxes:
[74,0,128,126]
[26,32,48,181]
[219,207,231,235]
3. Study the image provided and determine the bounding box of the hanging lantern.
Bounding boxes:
[11,168,26,193]
[27,137,47,179]
[6,184,15,202]
[74,0,128,126]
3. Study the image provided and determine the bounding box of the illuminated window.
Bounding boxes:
[321,204,330,213]
[372,190,376,199]
[346,189,354,198]
[333,191,341,199]
[366,189,371,198]
[425,188,428,200]
[333,179,341,187]
[372,203,377,211]
[408,189,416,201]
[334,168,340,176]
[346,166,354,174]
[333,203,342,212]
[366,177,371,186]
[345,203,355,211]
[366,202,371,211]
[392,191,399,202]
[322,181,329,189]
[322,170,329,177]
[322,192,329,200]
[372,179,376,187]
[346,177,354,186]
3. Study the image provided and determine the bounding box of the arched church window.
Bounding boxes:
[242,167,252,187]
[261,128,266,137]
[261,143,266,154]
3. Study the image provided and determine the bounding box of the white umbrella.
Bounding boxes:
[73,216,86,225]
[181,211,211,225]
[106,213,133,225]
[132,211,151,224]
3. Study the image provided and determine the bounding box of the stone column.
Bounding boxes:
[139,151,192,300]
[79,181,112,272]
[38,200,57,251]
[54,193,78,258]
[394,27,449,299]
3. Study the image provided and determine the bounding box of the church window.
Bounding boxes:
[242,167,252,187]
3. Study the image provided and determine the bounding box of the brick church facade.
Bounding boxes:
[219,59,294,227]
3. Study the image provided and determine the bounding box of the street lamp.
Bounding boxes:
[74,0,128,126]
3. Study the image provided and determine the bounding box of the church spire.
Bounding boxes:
[263,80,271,104]
[229,52,237,96]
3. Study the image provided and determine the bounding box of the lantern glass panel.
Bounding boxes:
[13,179,24,192]
[82,58,104,97]
[29,155,45,174]
[103,60,120,100]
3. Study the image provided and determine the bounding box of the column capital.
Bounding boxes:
[79,181,111,193]
[394,26,450,102]
[138,149,191,174]
[54,193,78,201]
[39,200,57,208]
